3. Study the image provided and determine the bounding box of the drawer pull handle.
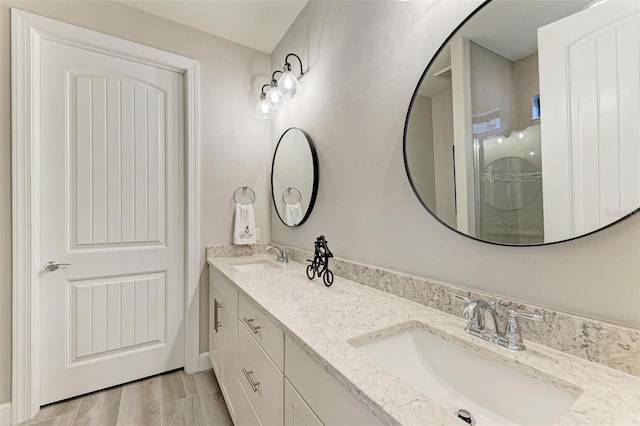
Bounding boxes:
[242,368,260,392]
[213,299,222,333]
[243,317,261,334]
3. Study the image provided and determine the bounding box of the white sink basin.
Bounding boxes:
[230,260,282,273]
[354,326,581,425]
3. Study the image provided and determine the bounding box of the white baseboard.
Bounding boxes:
[198,352,211,372]
[0,402,11,426]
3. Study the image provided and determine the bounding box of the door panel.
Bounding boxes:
[68,273,166,365]
[39,38,184,404]
[70,74,167,249]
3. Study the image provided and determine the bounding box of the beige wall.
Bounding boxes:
[270,0,640,330]
[0,0,272,404]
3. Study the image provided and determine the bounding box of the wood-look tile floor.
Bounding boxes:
[21,370,232,426]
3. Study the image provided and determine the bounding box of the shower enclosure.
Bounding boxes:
[474,124,544,244]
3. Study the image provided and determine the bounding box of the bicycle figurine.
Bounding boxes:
[306,235,334,286]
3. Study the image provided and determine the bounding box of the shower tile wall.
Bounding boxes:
[515,53,540,129]
[470,41,516,134]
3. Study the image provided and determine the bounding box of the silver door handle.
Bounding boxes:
[44,261,71,272]
[242,368,260,392]
[242,317,261,334]
[213,299,222,333]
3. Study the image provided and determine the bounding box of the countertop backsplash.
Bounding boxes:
[206,243,640,377]
[207,243,267,258]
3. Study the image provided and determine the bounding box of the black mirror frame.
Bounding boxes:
[271,127,319,227]
[402,0,640,247]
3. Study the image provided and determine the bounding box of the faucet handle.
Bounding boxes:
[453,294,474,318]
[453,293,472,304]
[509,310,543,322]
[500,309,543,351]
[453,294,483,332]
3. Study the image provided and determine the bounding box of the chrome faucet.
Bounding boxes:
[266,245,289,263]
[454,294,542,350]
[462,298,499,342]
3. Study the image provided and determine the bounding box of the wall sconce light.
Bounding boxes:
[256,53,305,119]
[255,84,275,119]
[266,71,287,110]
[278,53,303,98]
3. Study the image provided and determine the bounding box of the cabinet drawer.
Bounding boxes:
[237,380,261,426]
[285,378,323,426]
[238,323,284,426]
[239,293,285,371]
[285,335,382,426]
[209,265,238,314]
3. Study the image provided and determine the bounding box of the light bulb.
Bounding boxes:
[255,93,275,119]
[266,81,286,110]
[278,68,301,98]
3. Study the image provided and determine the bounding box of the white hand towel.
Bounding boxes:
[284,202,303,226]
[233,203,257,244]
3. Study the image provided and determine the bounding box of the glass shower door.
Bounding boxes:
[475,125,544,244]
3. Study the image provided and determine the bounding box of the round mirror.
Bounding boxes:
[271,128,318,227]
[404,0,640,245]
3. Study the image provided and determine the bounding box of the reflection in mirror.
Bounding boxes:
[404,0,640,245]
[271,128,318,227]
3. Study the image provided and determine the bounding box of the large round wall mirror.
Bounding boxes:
[271,128,318,227]
[404,0,640,245]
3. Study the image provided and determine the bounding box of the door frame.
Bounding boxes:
[11,9,201,423]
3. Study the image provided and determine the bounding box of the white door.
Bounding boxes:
[538,0,640,242]
[39,36,185,404]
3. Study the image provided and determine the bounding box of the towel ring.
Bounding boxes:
[282,186,302,204]
[233,185,256,205]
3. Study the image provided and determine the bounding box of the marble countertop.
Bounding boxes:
[208,255,640,425]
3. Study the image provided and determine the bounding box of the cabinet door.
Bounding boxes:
[285,335,382,425]
[220,298,238,421]
[208,285,222,377]
[285,379,323,426]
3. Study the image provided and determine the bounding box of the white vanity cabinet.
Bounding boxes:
[239,294,284,370]
[284,379,323,426]
[285,335,381,426]
[208,263,382,426]
[208,286,221,376]
[238,317,284,424]
[208,267,238,422]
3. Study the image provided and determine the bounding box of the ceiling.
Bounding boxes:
[461,0,592,62]
[118,0,309,54]
[419,0,592,97]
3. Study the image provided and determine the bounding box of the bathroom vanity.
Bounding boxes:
[208,258,380,426]
[208,254,640,425]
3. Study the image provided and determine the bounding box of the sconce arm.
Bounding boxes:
[272,70,283,82]
[285,53,304,78]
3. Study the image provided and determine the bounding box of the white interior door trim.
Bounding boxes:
[11,9,201,424]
